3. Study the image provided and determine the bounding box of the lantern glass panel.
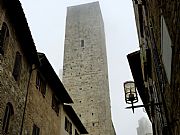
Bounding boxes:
[124,81,138,104]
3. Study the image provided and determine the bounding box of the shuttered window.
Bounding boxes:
[2,103,14,134]
[65,117,72,135]
[0,22,9,55]
[36,71,46,96]
[32,124,40,135]
[12,52,22,81]
[52,94,60,115]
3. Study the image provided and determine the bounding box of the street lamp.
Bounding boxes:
[123,81,162,114]
[124,81,138,113]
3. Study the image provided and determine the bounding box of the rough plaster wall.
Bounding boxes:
[63,2,114,135]
[23,70,63,135]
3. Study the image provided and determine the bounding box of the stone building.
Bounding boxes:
[127,0,179,135]
[62,2,115,135]
[0,0,87,134]
[137,117,152,135]
[0,0,39,134]
[22,53,88,135]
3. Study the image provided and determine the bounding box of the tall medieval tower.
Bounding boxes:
[62,2,115,135]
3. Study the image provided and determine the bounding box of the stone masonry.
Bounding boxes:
[62,2,115,135]
[131,0,180,135]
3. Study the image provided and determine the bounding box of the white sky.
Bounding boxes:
[19,0,149,134]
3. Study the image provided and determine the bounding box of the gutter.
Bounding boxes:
[19,64,38,135]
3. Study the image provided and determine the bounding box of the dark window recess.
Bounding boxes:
[75,129,79,135]
[92,123,95,126]
[144,49,152,81]
[65,117,72,135]
[0,22,9,55]
[138,4,144,37]
[36,71,46,96]
[52,94,60,115]
[81,40,84,47]
[2,102,14,134]
[32,124,40,135]
[12,52,22,81]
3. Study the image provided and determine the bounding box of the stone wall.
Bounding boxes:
[0,2,31,134]
[22,70,63,135]
[133,0,180,135]
[63,2,115,135]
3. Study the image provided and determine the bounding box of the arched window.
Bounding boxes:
[2,102,14,133]
[0,22,9,55]
[12,52,22,81]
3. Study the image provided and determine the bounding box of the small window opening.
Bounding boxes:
[2,102,14,134]
[0,22,9,55]
[65,117,72,134]
[32,124,40,135]
[12,52,22,81]
[81,40,84,47]
[36,71,46,96]
[52,94,60,116]
[75,129,80,135]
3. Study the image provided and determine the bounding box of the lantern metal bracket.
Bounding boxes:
[125,102,162,113]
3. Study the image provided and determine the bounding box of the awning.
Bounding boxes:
[127,50,150,115]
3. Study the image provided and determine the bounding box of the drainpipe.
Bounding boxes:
[20,64,38,135]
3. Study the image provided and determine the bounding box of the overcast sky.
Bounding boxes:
[19,0,149,134]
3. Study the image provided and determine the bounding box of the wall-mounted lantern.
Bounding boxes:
[124,81,138,113]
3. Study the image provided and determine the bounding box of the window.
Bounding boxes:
[65,117,72,135]
[36,71,46,96]
[12,52,22,81]
[138,4,144,37]
[2,102,14,134]
[81,40,84,47]
[32,124,40,135]
[0,22,9,55]
[52,94,60,115]
[75,129,79,135]
[161,16,172,84]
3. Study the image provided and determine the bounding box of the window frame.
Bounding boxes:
[0,22,9,55]
[12,51,22,82]
[65,117,72,135]
[52,94,60,115]
[32,124,40,135]
[2,102,14,134]
[36,71,46,97]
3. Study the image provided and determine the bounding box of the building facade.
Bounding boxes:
[128,0,179,135]
[137,117,153,135]
[0,0,39,134]
[22,53,87,135]
[62,2,115,135]
[0,0,87,134]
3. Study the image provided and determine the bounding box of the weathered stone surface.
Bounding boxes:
[63,2,115,135]
[132,0,180,135]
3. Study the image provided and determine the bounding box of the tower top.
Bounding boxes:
[67,1,99,9]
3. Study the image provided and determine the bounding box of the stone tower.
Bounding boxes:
[62,2,115,135]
